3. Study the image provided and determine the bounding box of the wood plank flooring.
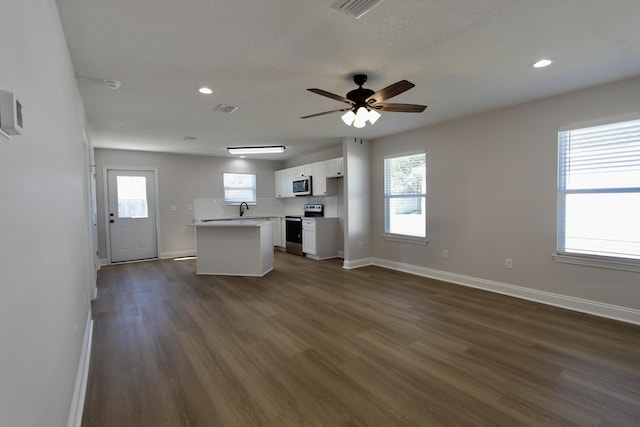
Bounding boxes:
[82,252,640,426]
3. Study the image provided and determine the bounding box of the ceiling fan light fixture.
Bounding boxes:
[341,110,356,126]
[303,74,426,127]
[353,107,369,128]
[227,145,285,155]
[355,106,369,121]
[368,109,381,124]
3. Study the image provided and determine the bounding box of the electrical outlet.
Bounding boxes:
[505,258,513,269]
[442,250,449,259]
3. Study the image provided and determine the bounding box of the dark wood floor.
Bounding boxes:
[82,251,640,426]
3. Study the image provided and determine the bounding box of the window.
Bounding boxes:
[223,172,256,204]
[557,118,640,264]
[116,176,148,218]
[384,152,427,240]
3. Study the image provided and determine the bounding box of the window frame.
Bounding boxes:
[383,151,428,244]
[222,172,257,205]
[555,117,640,272]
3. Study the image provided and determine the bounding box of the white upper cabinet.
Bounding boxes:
[326,157,343,178]
[312,161,327,196]
[275,157,343,198]
[290,164,314,178]
[274,169,288,198]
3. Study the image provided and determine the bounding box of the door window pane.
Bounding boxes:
[117,176,148,218]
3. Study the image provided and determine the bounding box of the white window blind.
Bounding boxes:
[223,173,256,204]
[557,118,640,261]
[384,152,427,239]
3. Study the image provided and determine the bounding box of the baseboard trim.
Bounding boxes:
[160,250,196,259]
[99,258,109,266]
[67,311,93,427]
[342,257,374,269]
[367,257,640,325]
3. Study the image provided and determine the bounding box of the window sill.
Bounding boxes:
[383,234,428,245]
[552,252,640,273]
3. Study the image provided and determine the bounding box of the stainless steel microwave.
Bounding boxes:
[292,176,312,196]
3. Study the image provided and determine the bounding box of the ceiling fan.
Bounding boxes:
[300,74,427,128]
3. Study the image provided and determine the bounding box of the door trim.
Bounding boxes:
[103,166,161,264]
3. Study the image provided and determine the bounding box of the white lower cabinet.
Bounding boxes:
[269,217,282,247]
[268,217,286,248]
[302,217,339,259]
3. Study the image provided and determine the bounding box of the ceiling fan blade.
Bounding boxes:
[373,103,427,113]
[365,80,415,103]
[307,88,355,105]
[300,108,350,119]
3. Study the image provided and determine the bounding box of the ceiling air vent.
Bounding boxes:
[214,104,239,114]
[332,0,383,19]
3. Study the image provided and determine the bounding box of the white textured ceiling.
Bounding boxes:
[55,0,640,160]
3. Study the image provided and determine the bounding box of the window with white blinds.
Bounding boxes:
[384,152,427,240]
[557,118,640,261]
[223,172,256,204]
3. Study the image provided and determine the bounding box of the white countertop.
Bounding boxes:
[189,219,272,227]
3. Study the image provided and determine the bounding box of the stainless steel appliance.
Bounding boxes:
[292,176,312,196]
[285,216,303,255]
[285,204,324,256]
[303,203,324,217]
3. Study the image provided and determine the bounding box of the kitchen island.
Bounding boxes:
[190,220,273,276]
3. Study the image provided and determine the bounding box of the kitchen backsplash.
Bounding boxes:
[193,196,339,220]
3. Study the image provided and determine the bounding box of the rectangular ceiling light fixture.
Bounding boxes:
[227,146,286,155]
[332,0,383,19]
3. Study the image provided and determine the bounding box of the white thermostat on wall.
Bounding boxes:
[0,89,23,137]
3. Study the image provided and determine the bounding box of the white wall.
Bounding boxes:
[370,76,640,315]
[94,149,284,259]
[0,1,94,426]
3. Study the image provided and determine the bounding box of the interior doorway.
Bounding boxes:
[106,168,158,263]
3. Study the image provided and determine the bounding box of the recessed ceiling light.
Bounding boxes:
[104,80,121,90]
[198,87,213,95]
[532,59,553,68]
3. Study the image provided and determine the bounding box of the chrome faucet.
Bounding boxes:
[239,202,249,217]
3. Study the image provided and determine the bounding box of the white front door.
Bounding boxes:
[107,169,158,262]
